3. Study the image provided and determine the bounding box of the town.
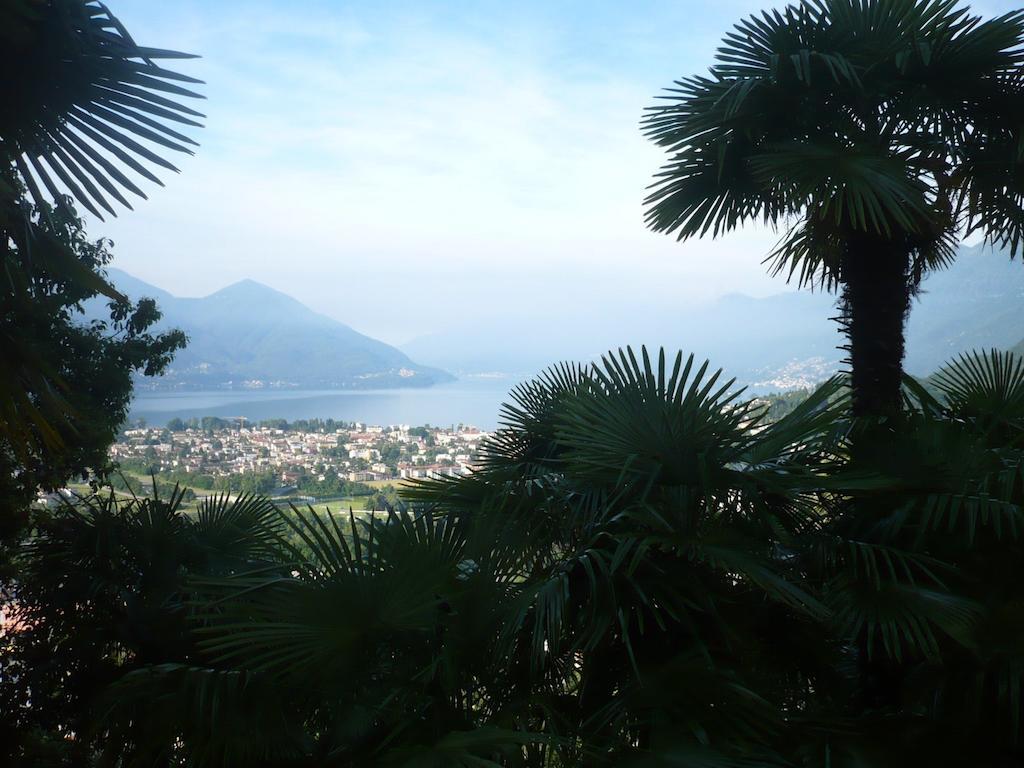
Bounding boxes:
[108,417,491,500]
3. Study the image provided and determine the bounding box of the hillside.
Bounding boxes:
[905,244,1024,371]
[98,269,453,390]
[402,243,1024,390]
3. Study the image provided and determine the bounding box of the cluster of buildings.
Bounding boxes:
[109,421,491,485]
[749,356,839,391]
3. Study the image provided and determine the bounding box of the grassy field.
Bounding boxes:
[59,472,409,516]
[60,484,376,516]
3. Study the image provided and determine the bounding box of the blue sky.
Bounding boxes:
[96,0,1018,345]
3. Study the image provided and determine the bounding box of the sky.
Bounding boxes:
[94,0,1018,346]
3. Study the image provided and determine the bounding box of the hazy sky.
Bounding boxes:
[95,0,1016,346]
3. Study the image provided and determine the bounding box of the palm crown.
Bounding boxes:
[644,0,1024,415]
[644,0,1024,288]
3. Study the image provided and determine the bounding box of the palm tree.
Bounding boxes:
[808,351,1024,764]
[405,348,850,765]
[0,487,280,765]
[643,0,1024,417]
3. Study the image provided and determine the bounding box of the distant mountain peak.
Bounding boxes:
[208,278,298,303]
[400,243,1024,387]
[220,277,266,291]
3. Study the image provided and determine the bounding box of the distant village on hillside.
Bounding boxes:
[108,419,487,494]
[96,387,811,505]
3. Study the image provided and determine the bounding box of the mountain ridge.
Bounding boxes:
[401,243,1024,390]
[100,268,453,390]
[107,242,1024,395]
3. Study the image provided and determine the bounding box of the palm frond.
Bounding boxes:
[1,0,205,219]
[100,663,305,767]
[188,506,463,684]
[192,493,284,567]
[932,349,1024,426]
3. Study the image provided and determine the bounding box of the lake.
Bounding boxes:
[128,378,521,430]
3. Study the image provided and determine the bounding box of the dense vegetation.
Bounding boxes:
[8,348,1024,766]
[0,190,185,549]
[0,0,198,567]
[4,0,1024,766]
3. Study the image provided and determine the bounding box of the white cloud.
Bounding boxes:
[95,0,786,344]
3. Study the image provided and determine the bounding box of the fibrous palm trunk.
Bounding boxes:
[839,235,912,418]
[839,234,915,713]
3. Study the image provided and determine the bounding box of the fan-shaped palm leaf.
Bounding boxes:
[1,0,205,220]
[932,349,1024,428]
[163,503,545,765]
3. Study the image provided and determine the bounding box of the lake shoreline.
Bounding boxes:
[128,379,520,431]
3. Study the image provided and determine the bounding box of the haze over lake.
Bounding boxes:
[129,379,518,431]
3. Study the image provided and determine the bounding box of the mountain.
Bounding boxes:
[400,291,839,387]
[402,244,1024,391]
[905,245,1024,370]
[98,269,453,390]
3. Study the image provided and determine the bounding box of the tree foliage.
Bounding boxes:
[644,0,1024,280]
[6,347,1024,766]
[0,192,185,558]
[0,0,202,537]
[0,490,281,765]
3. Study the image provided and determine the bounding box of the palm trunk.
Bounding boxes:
[840,234,915,713]
[838,235,912,418]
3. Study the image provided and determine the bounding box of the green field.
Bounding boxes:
[61,472,402,516]
[54,465,415,521]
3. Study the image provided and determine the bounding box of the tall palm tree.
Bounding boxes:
[643,0,1024,416]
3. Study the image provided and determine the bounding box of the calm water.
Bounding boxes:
[128,379,520,430]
